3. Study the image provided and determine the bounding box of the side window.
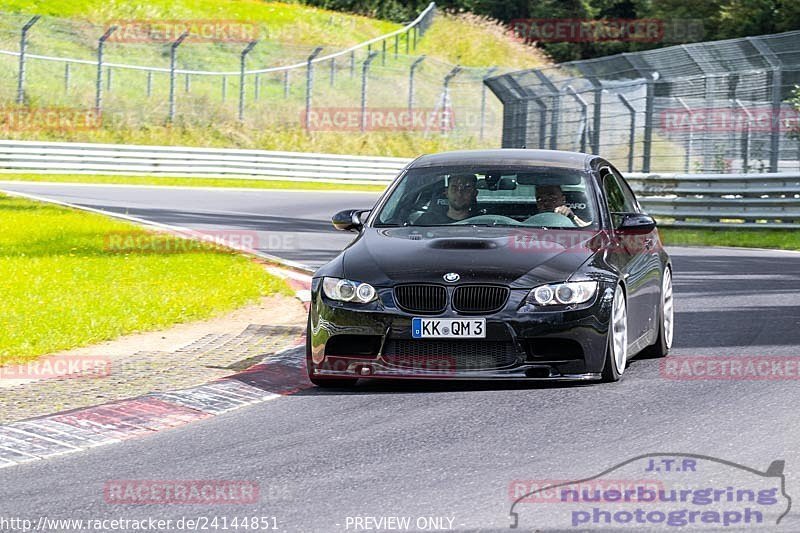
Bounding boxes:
[609,167,640,213]
[601,168,636,213]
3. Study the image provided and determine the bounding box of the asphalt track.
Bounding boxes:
[2,182,800,532]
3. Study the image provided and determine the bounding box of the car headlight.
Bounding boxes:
[526,281,598,306]
[322,277,377,303]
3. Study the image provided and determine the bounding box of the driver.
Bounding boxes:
[415,173,478,225]
[535,184,591,227]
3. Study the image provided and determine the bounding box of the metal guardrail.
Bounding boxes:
[0,140,797,228]
[0,140,410,184]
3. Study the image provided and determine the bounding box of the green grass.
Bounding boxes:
[0,173,387,191]
[0,193,291,364]
[416,13,548,69]
[659,227,800,252]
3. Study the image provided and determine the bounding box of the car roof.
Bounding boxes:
[408,149,595,170]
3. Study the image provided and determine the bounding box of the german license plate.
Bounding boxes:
[412,318,486,339]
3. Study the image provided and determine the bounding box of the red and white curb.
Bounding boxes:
[0,270,313,469]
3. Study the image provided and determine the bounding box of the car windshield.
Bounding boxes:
[373,165,599,229]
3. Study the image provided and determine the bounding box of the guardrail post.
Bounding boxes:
[239,40,258,123]
[408,55,426,118]
[480,67,497,141]
[168,31,189,123]
[734,99,753,173]
[617,93,636,173]
[95,25,117,114]
[533,70,560,149]
[566,86,589,152]
[676,97,694,173]
[305,46,323,130]
[360,51,379,132]
[64,63,70,93]
[440,65,461,135]
[17,16,40,105]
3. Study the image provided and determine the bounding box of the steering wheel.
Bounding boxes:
[524,212,576,227]
[453,214,520,226]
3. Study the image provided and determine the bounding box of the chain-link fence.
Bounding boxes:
[486,30,800,173]
[0,3,506,143]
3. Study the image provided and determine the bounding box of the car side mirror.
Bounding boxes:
[332,209,369,232]
[615,213,656,234]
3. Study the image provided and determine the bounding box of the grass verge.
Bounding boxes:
[0,173,387,192]
[0,193,292,365]
[659,227,800,252]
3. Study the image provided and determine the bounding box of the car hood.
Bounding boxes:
[337,226,604,288]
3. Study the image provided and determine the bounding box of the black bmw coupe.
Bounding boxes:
[307,149,673,385]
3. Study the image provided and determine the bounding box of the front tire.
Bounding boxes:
[602,284,628,382]
[641,267,673,358]
[306,315,358,388]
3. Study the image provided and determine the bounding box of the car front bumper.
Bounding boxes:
[308,282,615,381]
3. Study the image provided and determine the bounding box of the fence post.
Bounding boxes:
[222,75,227,101]
[329,57,336,87]
[748,37,782,173]
[394,34,399,60]
[734,99,753,173]
[239,40,258,123]
[360,51,379,132]
[17,16,40,105]
[382,39,386,66]
[184,73,190,93]
[642,74,656,172]
[254,73,260,100]
[283,70,289,98]
[168,31,189,122]
[440,65,461,135]
[480,67,498,141]
[405,30,410,54]
[350,50,355,78]
[305,46,323,130]
[95,26,117,114]
[533,70,560,149]
[146,71,152,98]
[566,86,588,152]
[64,63,70,93]
[617,93,636,173]
[676,97,693,173]
[408,55,426,118]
